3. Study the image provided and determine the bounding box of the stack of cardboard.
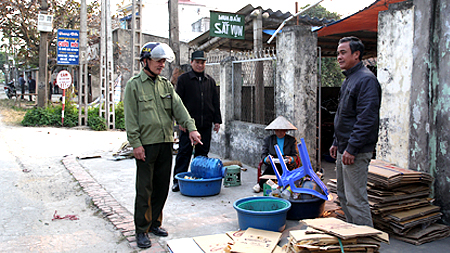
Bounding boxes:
[367,160,449,245]
[367,160,433,189]
[326,160,450,245]
[284,218,388,252]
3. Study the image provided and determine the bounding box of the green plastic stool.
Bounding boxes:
[223,165,241,187]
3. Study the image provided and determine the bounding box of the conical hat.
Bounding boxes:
[265,116,297,130]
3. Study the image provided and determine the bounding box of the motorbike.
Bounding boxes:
[4,80,17,99]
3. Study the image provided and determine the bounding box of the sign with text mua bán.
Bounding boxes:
[209,11,245,40]
[57,29,79,65]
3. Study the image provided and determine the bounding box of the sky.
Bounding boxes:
[194,0,377,17]
[108,0,378,18]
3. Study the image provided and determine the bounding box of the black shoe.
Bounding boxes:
[136,233,152,248]
[172,182,180,192]
[150,226,168,237]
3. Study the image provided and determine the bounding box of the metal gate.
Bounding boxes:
[206,49,277,125]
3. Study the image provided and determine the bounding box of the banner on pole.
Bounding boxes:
[57,29,80,65]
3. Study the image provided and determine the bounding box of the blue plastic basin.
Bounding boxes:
[287,197,325,220]
[233,196,291,232]
[175,172,222,197]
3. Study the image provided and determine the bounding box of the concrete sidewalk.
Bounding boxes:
[65,151,450,252]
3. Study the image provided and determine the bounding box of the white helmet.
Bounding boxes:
[140,42,175,63]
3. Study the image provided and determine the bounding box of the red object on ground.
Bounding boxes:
[52,210,79,221]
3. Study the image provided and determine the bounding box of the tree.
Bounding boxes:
[301,4,343,87]
[0,51,8,83]
[0,0,100,71]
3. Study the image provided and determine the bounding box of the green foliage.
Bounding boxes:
[320,58,344,87]
[21,107,53,126]
[20,99,125,131]
[0,0,100,69]
[115,102,125,130]
[301,4,341,20]
[301,4,343,87]
[87,106,107,131]
[21,101,79,127]
[61,102,79,127]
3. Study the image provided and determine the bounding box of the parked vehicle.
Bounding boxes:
[4,80,17,99]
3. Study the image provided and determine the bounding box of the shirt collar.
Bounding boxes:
[342,61,363,77]
[139,70,161,83]
[188,70,209,80]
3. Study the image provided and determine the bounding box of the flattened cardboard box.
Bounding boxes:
[193,233,233,253]
[302,217,389,243]
[288,229,382,253]
[230,227,281,253]
[226,230,245,242]
[368,160,433,189]
[167,238,204,253]
[387,204,440,222]
[392,223,450,245]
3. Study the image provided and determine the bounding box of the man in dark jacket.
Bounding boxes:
[172,50,222,192]
[27,74,36,101]
[329,37,381,227]
[19,74,25,99]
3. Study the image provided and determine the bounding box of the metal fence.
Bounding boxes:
[206,48,277,125]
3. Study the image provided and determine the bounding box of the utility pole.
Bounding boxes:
[38,0,49,107]
[169,0,180,74]
[100,0,115,129]
[78,0,88,126]
[131,0,143,77]
[253,8,264,124]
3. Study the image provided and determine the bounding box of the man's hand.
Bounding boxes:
[329,145,337,159]
[133,146,146,161]
[179,125,187,132]
[342,151,355,165]
[213,123,220,133]
[189,131,203,146]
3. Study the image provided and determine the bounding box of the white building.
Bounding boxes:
[118,0,209,42]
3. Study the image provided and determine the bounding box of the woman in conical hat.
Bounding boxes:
[253,116,300,193]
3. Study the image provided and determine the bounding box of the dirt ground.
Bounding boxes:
[0,104,132,252]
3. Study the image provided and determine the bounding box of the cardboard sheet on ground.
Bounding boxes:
[193,233,233,252]
[230,228,281,253]
[167,238,204,253]
[302,217,388,242]
[226,230,245,242]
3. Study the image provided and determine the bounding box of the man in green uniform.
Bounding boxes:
[124,42,202,249]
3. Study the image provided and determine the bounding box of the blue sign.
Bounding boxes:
[57,29,79,65]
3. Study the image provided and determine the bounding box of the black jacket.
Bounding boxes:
[176,71,222,128]
[261,134,299,162]
[333,62,381,155]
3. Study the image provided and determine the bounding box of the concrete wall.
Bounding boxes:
[276,25,318,167]
[377,1,415,169]
[377,0,450,224]
[429,0,450,224]
[210,25,318,168]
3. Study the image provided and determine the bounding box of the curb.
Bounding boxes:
[62,155,167,252]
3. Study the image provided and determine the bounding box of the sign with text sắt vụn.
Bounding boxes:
[209,11,245,40]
